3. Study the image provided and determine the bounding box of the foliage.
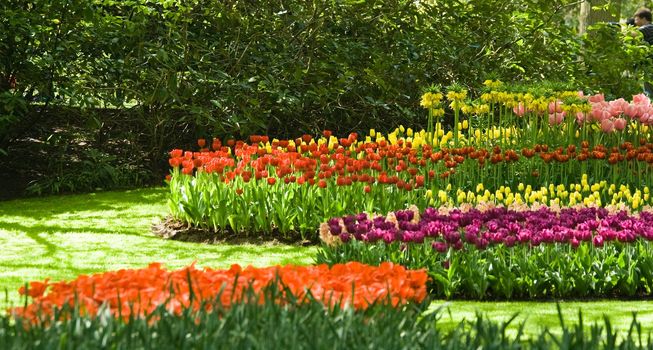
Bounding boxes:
[316,238,653,300]
[581,23,653,99]
[2,290,653,349]
[3,0,645,140]
[25,147,152,195]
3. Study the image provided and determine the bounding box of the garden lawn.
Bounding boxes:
[429,300,653,337]
[0,187,315,309]
[1,188,653,337]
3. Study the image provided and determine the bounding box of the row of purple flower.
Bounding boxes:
[324,207,653,250]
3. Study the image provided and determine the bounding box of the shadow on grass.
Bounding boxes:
[0,220,160,238]
[0,187,168,220]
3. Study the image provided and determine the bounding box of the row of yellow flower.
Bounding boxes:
[421,81,591,114]
[428,175,651,209]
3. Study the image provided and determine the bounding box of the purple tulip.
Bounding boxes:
[475,238,489,250]
[464,231,478,244]
[593,234,604,247]
[355,213,368,222]
[343,215,356,226]
[329,224,342,235]
[432,241,448,253]
[570,238,580,249]
[504,235,517,247]
[324,206,653,250]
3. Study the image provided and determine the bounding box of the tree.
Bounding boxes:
[579,0,622,34]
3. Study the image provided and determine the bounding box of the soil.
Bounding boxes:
[152,216,317,246]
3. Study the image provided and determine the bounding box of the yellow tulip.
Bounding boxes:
[506,193,514,205]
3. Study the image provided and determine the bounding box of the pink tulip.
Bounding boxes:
[601,118,614,133]
[633,93,650,107]
[613,118,626,131]
[637,105,649,117]
[548,112,565,125]
[608,98,628,116]
[577,91,585,98]
[624,104,639,119]
[548,100,563,114]
[513,103,526,117]
[576,112,587,125]
[588,93,605,103]
[591,108,603,121]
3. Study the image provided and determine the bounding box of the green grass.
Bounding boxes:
[2,188,653,338]
[0,187,315,309]
[428,300,653,337]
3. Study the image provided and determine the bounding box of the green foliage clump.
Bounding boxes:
[3,0,650,141]
[317,240,653,300]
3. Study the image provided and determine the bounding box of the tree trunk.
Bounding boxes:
[579,0,623,35]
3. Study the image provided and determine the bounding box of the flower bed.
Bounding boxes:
[166,86,653,240]
[320,205,653,247]
[316,205,653,299]
[168,133,653,240]
[11,262,428,324]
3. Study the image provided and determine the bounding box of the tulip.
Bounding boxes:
[633,93,650,106]
[601,119,614,133]
[432,241,448,253]
[613,118,626,131]
[588,93,605,103]
[548,112,565,125]
[513,103,526,117]
[549,100,563,114]
[593,235,604,247]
